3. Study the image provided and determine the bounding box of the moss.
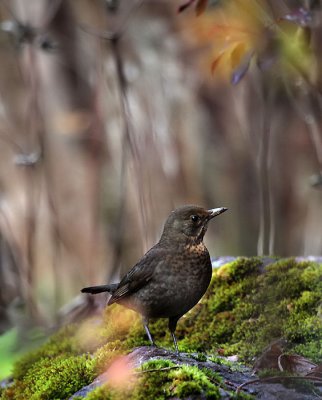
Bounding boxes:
[99,307,140,342]
[292,339,321,361]
[12,324,80,380]
[208,355,245,372]
[216,257,262,283]
[84,360,222,399]
[1,323,98,400]
[1,354,94,400]
[93,340,127,374]
[83,359,253,399]
[190,352,208,362]
[229,393,254,400]
[244,260,320,361]
[2,257,321,399]
[172,257,322,363]
[170,366,219,398]
[84,386,115,400]
[131,257,321,362]
[139,359,176,370]
[198,367,222,384]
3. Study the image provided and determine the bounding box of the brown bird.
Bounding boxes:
[81,205,227,353]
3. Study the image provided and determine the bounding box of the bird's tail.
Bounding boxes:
[81,284,118,295]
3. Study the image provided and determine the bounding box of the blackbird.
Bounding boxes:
[81,205,227,353]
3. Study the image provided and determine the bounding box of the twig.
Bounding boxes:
[78,0,144,41]
[256,82,274,255]
[236,375,322,394]
[135,365,181,374]
[80,0,150,262]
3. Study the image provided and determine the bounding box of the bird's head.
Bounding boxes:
[160,205,228,245]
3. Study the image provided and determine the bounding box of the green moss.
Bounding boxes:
[170,365,220,399]
[1,323,99,400]
[135,258,321,363]
[1,354,94,400]
[84,360,221,399]
[84,386,115,400]
[93,340,127,374]
[83,359,253,399]
[208,355,245,372]
[139,359,176,370]
[229,393,254,400]
[171,257,322,363]
[238,260,320,361]
[12,324,80,380]
[0,329,22,380]
[2,257,320,399]
[190,352,208,362]
[216,257,262,282]
[100,307,139,341]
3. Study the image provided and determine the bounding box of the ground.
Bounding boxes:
[0,257,321,399]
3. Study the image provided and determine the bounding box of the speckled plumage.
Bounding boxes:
[115,242,212,319]
[81,205,227,352]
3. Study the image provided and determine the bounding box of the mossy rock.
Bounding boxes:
[1,257,321,399]
[79,359,252,400]
[2,354,95,400]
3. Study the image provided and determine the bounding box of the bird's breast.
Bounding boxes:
[132,243,212,318]
[184,242,208,255]
[181,244,212,283]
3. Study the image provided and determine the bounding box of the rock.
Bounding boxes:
[70,346,321,399]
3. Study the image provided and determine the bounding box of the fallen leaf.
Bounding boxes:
[252,338,288,373]
[195,0,208,16]
[178,0,208,15]
[211,53,225,75]
[252,338,317,376]
[231,51,253,85]
[178,0,196,13]
[278,354,317,375]
[305,364,322,379]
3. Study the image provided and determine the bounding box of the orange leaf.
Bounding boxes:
[211,52,225,75]
[230,42,247,70]
[231,51,253,85]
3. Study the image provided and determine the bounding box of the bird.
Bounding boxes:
[81,205,228,353]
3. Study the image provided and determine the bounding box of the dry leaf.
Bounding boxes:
[252,338,287,373]
[278,354,317,375]
[195,0,208,16]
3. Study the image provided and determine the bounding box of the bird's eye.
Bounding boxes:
[191,215,199,223]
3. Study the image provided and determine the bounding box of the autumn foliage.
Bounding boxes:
[179,0,314,84]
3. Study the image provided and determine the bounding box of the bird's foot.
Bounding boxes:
[170,332,180,355]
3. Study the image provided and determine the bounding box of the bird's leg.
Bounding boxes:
[142,317,156,346]
[168,316,180,354]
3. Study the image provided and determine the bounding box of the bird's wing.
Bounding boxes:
[107,246,166,305]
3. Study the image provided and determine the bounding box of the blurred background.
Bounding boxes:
[0,0,321,334]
